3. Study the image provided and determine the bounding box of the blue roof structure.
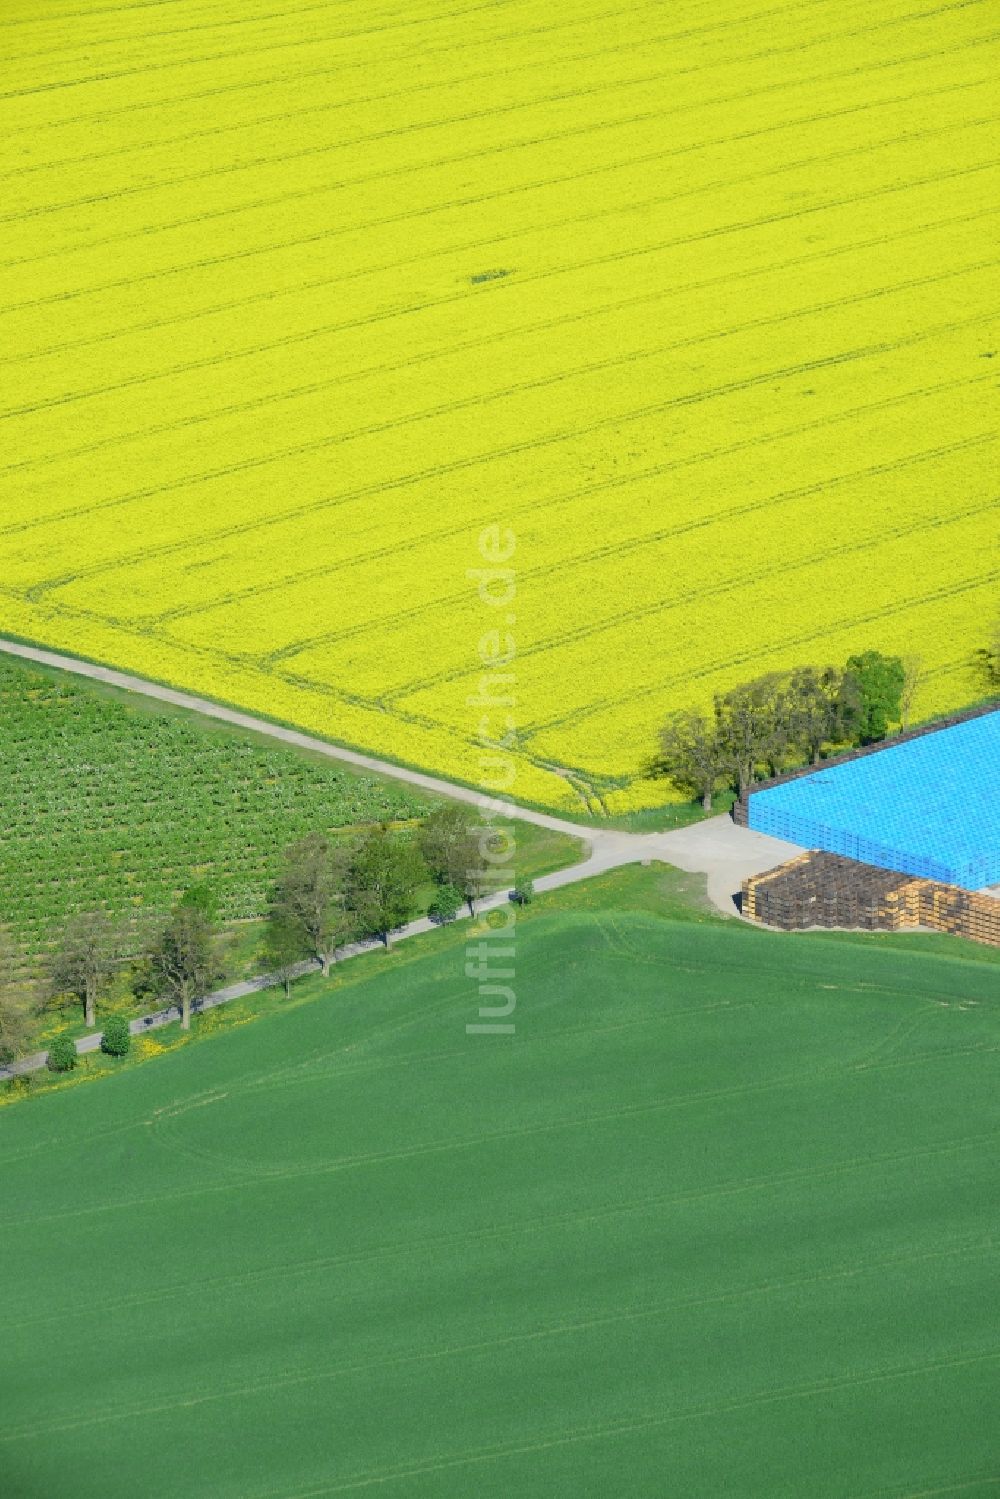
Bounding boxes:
[748,711,1000,890]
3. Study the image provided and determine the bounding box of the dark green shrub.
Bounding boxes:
[428,885,463,923]
[101,1015,131,1057]
[178,881,219,922]
[47,1035,77,1072]
[510,879,535,906]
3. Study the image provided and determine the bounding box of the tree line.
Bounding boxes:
[0,805,530,1066]
[660,612,1000,810]
[657,649,920,810]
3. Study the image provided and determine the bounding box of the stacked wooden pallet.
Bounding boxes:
[742,852,1000,948]
[920,886,1000,945]
[743,851,912,930]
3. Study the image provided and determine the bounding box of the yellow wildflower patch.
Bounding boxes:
[0,0,996,812]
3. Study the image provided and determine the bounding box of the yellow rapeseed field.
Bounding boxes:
[0,0,997,812]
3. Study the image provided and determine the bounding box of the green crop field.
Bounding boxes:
[2,868,996,1498]
[0,655,581,958]
[0,654,431,946]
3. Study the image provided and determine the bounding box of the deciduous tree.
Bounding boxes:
[0,925,34,1063]
[273,833,351,976]
[427,885,463,924]
[899,655,924,731]
[418,805,486,913]
[714,673,789,797]
[346,827,425,947]
[49,911,121,1030]
[657,708,729,811]
[972,616,1000,695]
[152,902,216,1031]
[262,910,310,997]
[785,665,856,765]
[844,650,904,744]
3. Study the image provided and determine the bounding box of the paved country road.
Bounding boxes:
[0,636,804,1078]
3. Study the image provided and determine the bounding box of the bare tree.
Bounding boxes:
[714,673,789,797]
[658,709,729,811]
[972,615,1000,695]
[419,805,491,912]
[899,655,924,731]
[273,833,352,976]
[261,910,309,998]
[419,804,475,884]
[785,665,854,764]
[0,926,35,1063]
[152,904,216,1030]
[49,911,121,1030]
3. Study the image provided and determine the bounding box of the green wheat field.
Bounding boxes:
[2,870,997,1498]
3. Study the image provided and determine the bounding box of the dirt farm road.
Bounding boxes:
[0,636,803,913]
[0,635,807,1079]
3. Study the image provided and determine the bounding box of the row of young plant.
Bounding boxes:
[0,656,433,942]
[657,649,924,809]
[0,804,534,1069]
